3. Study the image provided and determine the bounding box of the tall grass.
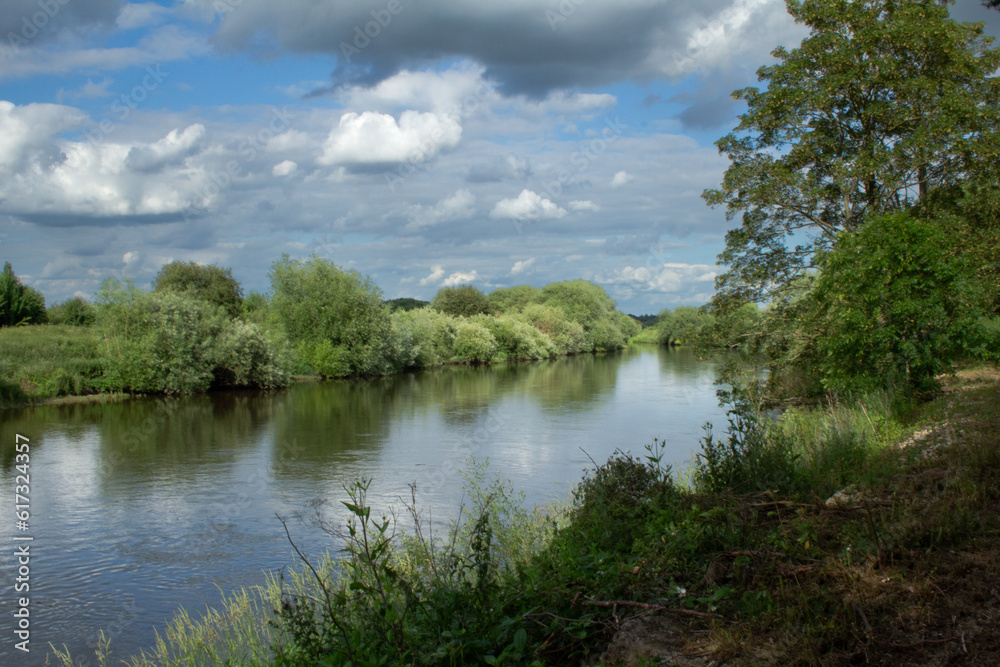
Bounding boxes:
[0,324,105,402]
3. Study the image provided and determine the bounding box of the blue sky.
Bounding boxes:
[2,0,998,314]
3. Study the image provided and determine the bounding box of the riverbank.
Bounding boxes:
[49,364,999,666]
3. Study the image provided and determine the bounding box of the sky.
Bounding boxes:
[2,0,999,314]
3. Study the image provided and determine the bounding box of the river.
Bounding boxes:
[0,345,731,665]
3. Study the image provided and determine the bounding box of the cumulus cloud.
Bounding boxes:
[489,190,567,221]
[510,258,535,275]
[318,110,462,167]
[419,264,446,286]
[272,159,297,176]
[569,200,600,212]
[125,124,205,173]
[602,263,718,293]
[610,170,633,188]
[405,189,476,232]
[442,269,478,287]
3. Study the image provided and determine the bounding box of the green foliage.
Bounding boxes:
[385,297,430,312]
[0,324,104,402]
[697,303,761,350]
[153,261,245,319]
[534,280,616,331]
[269,255,392,376]
[487,285,541,313]
[472,313,555,360]
[390,307,458,367]
[47,297,96,326]
[807,212,990,394]
[0,262,47,326]
[431,284,493,317]
[272,466,550,666]
[704,0,1000,308]
[657,306,713,346]
[451,320,498,363]
[97,279,287,394]
[520,303,588,354]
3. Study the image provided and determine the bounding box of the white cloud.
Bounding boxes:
[489,189,567,221]
[272,159,298,176]
[569,200,601,212]
[610,170,633,188]
[117,3,172,30]
[510,258,535,275]
[442,270,478,287]
[125,124,205,173]
[405,189,476,232]
[419,264,446,286]
[318,110,462,167]
[340,66,495,114]
[601,262,717,293]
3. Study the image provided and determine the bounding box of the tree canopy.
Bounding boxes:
[153,261,245,319]
[704,0,1000,308]
[431,285,492,317]
[0,262,46,327]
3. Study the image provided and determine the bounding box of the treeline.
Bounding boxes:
[0,257,640,400]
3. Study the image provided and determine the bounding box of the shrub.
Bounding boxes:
[431,284,492,317]
[269,255,392,376]
[153,260,245,319]
[807,212,990,395]
[97,279,288,393]
[472,313,555,360]
[487,285,541,313]
[47,297,96,326]
[389,307,457,367]
[451,320,498,363]
[520,303,588,354]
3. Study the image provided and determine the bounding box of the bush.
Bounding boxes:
[269,255,392,376]
[389,307,458,367]
[487,285,541,313]
[97,279,288,393]
[47,297,96,326]
[0,262,46,326]
[431,284,492,317]
[520,303,588,354]
[451,320,498,363]
[472,313,554,360]
[807,212,990,395]
[534,280,616,330]
[153,261,245,319]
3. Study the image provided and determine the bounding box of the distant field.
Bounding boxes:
[0,325,105,404]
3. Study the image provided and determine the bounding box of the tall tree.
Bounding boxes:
[703,0,1000,308]
[153,261,244,319]
[0,262,46,326]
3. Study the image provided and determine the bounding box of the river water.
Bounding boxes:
[0,346,730,665]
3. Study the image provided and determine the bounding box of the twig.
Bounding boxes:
[886,636,960,648]
[580,447,599,469]
[582,598,722,619]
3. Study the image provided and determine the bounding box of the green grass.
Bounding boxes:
[0,324,106,404]
[628,327,661,345]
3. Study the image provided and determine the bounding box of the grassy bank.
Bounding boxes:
[51,365,1000,666]
[0,324,105,404]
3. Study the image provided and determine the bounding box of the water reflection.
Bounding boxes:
[0,346,728,667]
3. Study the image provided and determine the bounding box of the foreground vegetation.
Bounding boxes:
[51,366,1000,666]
